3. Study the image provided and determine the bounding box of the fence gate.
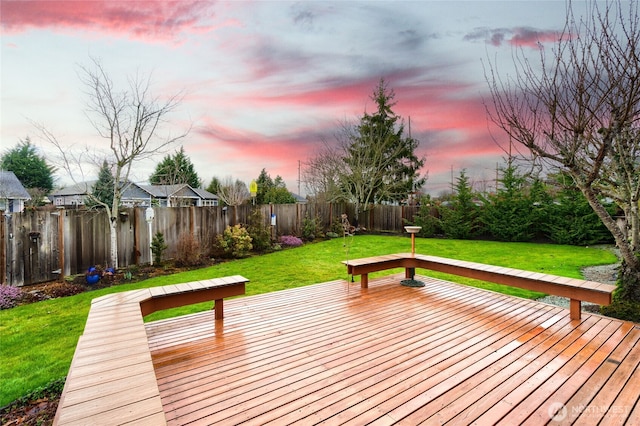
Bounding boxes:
[2,210,62,286]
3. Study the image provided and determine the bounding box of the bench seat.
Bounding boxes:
[344,253,616,320]
[54,275,248,426]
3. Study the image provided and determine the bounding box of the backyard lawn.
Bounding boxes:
[0,235,618,407]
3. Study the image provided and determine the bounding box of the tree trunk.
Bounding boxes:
[581,184,640,302]
[109,219,118,269]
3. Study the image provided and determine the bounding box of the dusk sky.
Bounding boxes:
[1,1,576,196]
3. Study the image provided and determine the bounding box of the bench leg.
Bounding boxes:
[214,299,223,320]
[570,299,581,320]
[361,274,368,289]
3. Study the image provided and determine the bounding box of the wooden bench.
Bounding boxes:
[53,275,248,426]
[343,253,616,320]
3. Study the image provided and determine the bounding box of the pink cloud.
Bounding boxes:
[0,0,217,41]
[508,28,559,48]
[464,27,559,49]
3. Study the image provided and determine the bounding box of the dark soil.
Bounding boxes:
[0,259,218,426]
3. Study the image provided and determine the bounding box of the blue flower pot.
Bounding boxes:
[86,274,100,285]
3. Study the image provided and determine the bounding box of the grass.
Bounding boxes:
[0,235,617,407]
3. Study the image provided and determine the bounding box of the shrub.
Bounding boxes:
[0,284,23,310]
[175,233,202,267]
[600,300,640,323]
[408,195,439,237]
[329,217,345,235]
[46,283,84,299]
[279,235,303,247]
[247,209,272,252]
[217,225,253,258]
[151,232,168,265]
[301,214,322,241]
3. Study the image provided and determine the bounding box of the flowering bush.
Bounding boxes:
[217,225,253,258]
[0,284,23,310]
[279,235,304,247]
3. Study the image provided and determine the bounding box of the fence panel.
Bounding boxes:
[5,210,62,286]
[1,202,428,286]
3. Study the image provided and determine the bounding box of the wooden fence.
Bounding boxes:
[0,203,420,286]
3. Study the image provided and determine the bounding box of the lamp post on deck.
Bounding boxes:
[401,226,425,287]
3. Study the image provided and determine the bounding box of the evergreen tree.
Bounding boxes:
[149,146,200,188]
[439,170,480,239]
[345,79,426,205]
[480,163,535,242]
[1,137,55,193]
[545,173,613,245]
[206,176,221,195]
[87,160,115,209]
[528,176,553,240]
[255,169,295,204]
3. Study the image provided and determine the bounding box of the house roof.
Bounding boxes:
[50,181,96,196]
[192,187,218,200]
[0,171,31,199]
[52,180,218,201]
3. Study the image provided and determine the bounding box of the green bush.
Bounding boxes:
[301,214,323,241]
[217,225,253,258]
[408,195,439,237]
[151,232,168,265]
[330,216,346,236]
[545,174,613,245]
[600,300,640,323]
[246,209,272,252]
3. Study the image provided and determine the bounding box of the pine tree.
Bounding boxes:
[345,79,425,206]
[439,170,479,239]
[87,160,115,209]
[149,146,200,188]
[1,137,55,193]
[480,163,535,242]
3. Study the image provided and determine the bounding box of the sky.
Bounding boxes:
[1,0,575,196]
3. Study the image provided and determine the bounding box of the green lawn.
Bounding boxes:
[0,235,617,406]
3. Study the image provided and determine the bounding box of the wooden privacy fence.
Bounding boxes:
[0,203,420,286]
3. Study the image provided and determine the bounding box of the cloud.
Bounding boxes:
[0,0,217,41]
[464,26,558,48]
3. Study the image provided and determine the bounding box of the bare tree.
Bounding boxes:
[303,120,418,218]
[217,176,250,206]
[486,0,640,301]
[36,57,188,268]
[302,137,346,203]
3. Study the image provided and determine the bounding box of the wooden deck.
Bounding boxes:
[145,274,640,425]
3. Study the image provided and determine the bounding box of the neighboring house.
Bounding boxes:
[50,181,95,208]
[0,171,31,213]
[50,181,218,208]
[291,193,308,204]
[137,184,218,207]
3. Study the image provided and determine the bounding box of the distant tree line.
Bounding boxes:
[411,163,616,247]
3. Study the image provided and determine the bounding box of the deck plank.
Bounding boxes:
[145,274,639,425]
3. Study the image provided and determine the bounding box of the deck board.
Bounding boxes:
[145,274,639,425]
